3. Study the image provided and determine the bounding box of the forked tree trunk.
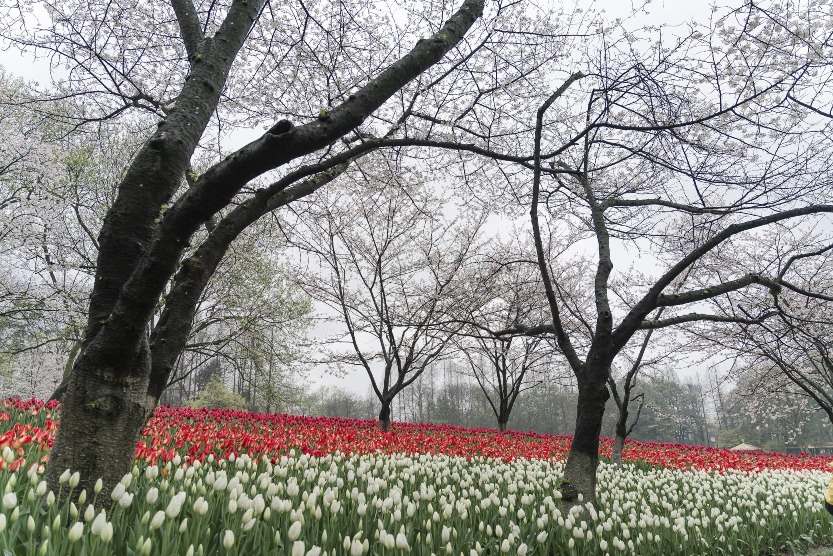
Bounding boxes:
[379,401,392,432]
[560,382,609,511]
[45,339,154,501]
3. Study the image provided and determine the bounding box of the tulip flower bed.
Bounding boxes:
[1,397,832,555]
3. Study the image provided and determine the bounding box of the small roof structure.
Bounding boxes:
[729,442,761,451]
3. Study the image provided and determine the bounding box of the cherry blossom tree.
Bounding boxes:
[699,234,833,429]
[458,257,560,431]
[717,365,826,450]
[462,334,554,431]
[155,224,313,412]
[606,333,652,465]
[3,0,831,522]
[0,0,490,496]
[0,69,88,392]
[607,268,699,464]
[505,1,833,509]
[0,93,312,408]
[290,164,487,431]
[0,70,65,331]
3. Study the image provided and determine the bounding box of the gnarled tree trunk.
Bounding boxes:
[45,338,154,500]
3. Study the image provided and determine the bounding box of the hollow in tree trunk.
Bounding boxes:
[560,382,609,511]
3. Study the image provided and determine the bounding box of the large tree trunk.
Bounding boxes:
[43,0,266,499]
[45,338,153,501]
[560,382,609,511]
[379,400,392,432]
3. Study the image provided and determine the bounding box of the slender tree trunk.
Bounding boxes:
[49,340,82,402]
[497,401,509,432]
[612,406,629,465]
[379,400,392,432]
[611,434,626,465]
[560,381,609,511]
[45,337,153,500]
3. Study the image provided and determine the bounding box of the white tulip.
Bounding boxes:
[223,530,235,550]
[68,522,84,543]
[146,487,159,504]
[288,520,303,541]
[101,522,114,543]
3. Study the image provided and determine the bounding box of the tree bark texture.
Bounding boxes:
[379,402,392,432]
[560,380,609,511]
[45,338,153,498]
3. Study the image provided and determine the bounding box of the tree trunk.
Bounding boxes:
[612,404,629,465]
[611,433,626,465]
[497,400,510,432]
[379,401,392,432]
[497,402,509,432]
[45,338,153,501]
[49,340,82,402]
[560,382,608,511]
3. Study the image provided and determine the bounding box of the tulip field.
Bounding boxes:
[1,398,833,555]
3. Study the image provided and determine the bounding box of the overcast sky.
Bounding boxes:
[0,0,733,396]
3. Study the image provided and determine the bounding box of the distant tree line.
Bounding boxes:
[4,328,831,454]
[190,360,828,453]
